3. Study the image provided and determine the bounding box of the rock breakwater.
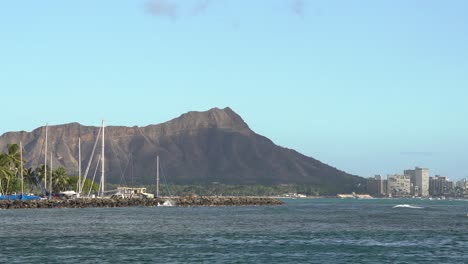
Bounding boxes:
[0,197,283,210]
[177,196,284,206]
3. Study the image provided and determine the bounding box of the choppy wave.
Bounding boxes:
[392,204,424,209]
[1,199,468,263]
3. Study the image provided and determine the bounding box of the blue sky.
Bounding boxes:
[1,0,467,179]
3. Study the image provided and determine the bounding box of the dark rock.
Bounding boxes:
[0,196,283,210]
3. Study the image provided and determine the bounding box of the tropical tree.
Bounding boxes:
[35,164,53,184]
[5,144,21,168]
[0,153,13,194]
[68,176,99,194]
[52,167,70,193]
[0,144,22,194]
[23,167,38,193]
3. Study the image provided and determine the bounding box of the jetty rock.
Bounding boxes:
[0,197,284,209]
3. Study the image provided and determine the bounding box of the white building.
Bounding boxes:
[387,174,411,197]
[404,169,416,195]
[404,167,429,196]
[453,179,468,197]
[456,178,468,188]
[415,167,429,196]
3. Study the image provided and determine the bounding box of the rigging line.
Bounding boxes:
[33,126,48,193]
[108,138,129,186]
[76,124,81,193]
[150,158,159,195]
[80,126,101,192]
[87,154,101,197]
[149,157,157,194]
[136,126,159,146]
[131,154,134,187]
[159,162,172,197]
[135,126,161,186]
[163,173,171,197]
[30,125,47,168]
[153,155,162,194]
[120,154,131,187]
[97,177,102,197]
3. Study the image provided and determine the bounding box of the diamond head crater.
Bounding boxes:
[0,107,365,199]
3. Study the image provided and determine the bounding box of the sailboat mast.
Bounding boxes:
[20,141,23,195]
[78,137,81,194]
[49,152,53,200]
[44,124,48,193]
[156,155,159,198]
[101,120,105,197]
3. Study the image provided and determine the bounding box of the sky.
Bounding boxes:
[1,0,467,179]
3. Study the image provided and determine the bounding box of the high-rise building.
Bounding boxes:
[429,175,453,196]
[404,169,416,195]
[414,167,429,196]
[404,167,429,196]
[367,175,385,196]
[456,179,468,196]
[387,174,411,197]
[456,178,468,189]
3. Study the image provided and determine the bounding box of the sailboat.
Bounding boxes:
[111,153,155,199]
[155,156,175,207]
[109,154,174,202]
[75,120,106,198]
[59,136,80,199]
[58,132,83,199]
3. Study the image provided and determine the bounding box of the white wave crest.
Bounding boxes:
[392,204,424,209]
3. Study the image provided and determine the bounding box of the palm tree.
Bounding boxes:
[0,153,12,194]
[31,164,52,195]
[23,167,38,193]
[52,167,70,193]
[35,164,50,182]
[6,144,21,169]
[0,144,23,194]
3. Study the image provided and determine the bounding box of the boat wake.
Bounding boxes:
[158,200,176,207]
[393,204,424,209]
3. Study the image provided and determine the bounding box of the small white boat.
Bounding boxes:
[111,187,154,199]
[158,200,175,207]
[59,191,79,198]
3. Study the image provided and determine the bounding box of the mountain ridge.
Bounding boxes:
[0,107,365,194]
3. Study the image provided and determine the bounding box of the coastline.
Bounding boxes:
[0,196,284,210]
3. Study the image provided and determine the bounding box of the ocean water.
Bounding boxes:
[1,198,467,263]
